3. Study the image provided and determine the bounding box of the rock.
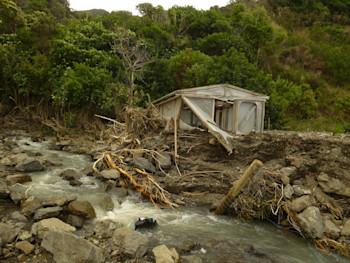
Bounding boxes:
[133,156,156,173]
[94,219,121,239]
[67,200,96,219]
[0,179,10,198]
[21,196,42,217]
[82,166,94,176]
[15,241,34,255]
[318,174,350,197]
[41,228,104,263]
[10,211,27,222]
[283,184,294,199]
[34,206,62,221]
[156,153,172,170]
[297,206,324,239]
[289,195,311,213]
[279,167,296,185]
[56,140,72,149]
[31,218,76,239]
[112,226,148,258]
[317,172,329,182]
[65,214,84,228]
[323,217,341,239]
[100,195,114,211]
[0,157,12,166]
[152,244,179,263]
[18,231,32,241]
[181,255,202,263]
[15,157,44,172]
[100,169,120,180]
[59,169,80,181]
[175,199,186,205]
[11,153,29,166]
[0,221,25,243]
[9,184,27,204]
[341,219,350,237]
[135,218,157,230]
[5,174,32,186]
[292,185,312,197]
[42,195,69,207]
[69,180,82,186]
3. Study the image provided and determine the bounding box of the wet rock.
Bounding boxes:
[67,200,96,219]
[42,195,69,207]
[11,153,29,166]
[34,206,62,221]
[100,169,120,180]
[9,211,27,222]
[297,206,324,239]
[135,218,157,230]
[175,199,186,206]
[181,255,202,263]
[0,221,25,246]
[15,241,34,255]
[289,195,311,213]
[100,195,114,211]
[9,184,27,204]
[153,244,179,263]
[41,228,104,263]
[341,219,350,237]
[56,140,72,149]
[94,219,121,239]
[112,226,148,258]
[82,166,94,176]
[15,157,44,172]
[65,214,84,228]
[0,179,10,199]
[155,153,172,170]
[5,174,32,186]
[133,156,156,173]
[31,218,76,239]
[59,169,80,181]
[21,196,42,217]
[69,179,82,186]
[323,217,341,239]
[292,185,311,197]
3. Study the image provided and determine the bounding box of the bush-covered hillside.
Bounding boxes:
[0,0,349,131]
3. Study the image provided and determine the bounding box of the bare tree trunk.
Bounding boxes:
[128,70,134,106]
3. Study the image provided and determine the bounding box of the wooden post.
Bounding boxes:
[214,159,263,215]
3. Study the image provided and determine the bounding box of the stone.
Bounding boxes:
[0,179,10,199]
[34,206,62,221]
[31,218,76,239]
[9,184,27,204]
[82,166,94,176]
[69,180,82,186]
[59,169,80,181]
[100,195,114,211]
[341,219,350,237]
[133,156,156,173]
[181,255,203,263]
[112,226,148,258]
[279,167,296,185]
[323,218,341,239]
[41,228,104,263]
[94,219,121,239]
[153,244,179,263]
[0,157,12,166]
[5,174,32,186]
[18,231,32,241]
[15,241,34,255]
[21,196,42,217]
[297,206,324,239]
[289,195,311,213]
[317,172,329,182]
[15,157,44,172]
[293,185,312,197]
[65,214,84,228]
[100,169,120,180]
[56,140,72,148]
[156,153,172,170]
[42,195,69,207]
[9,211,27,222]
[283,184,294,199]
[11,153,29,166]
[318,176,350,197]
[0,221,25,243]
[67,200,96,219]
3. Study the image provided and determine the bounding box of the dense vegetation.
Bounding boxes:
[1,0,350,131]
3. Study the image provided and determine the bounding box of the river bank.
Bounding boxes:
[0,119,349,262]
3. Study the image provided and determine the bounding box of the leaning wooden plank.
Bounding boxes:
[214,159,263,215]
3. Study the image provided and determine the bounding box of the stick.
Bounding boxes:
[95,114,125,126]
[214,159,263,215]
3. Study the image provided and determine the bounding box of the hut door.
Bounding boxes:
[238,102,257,134]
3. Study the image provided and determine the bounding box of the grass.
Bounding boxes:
[285,117,350,133]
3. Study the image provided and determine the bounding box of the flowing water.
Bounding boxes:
[10,135,350,263]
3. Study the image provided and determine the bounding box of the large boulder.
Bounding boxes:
[31,218,76,239]
[5,174,32,186]
[0,221,25,244]
[67,200,96,219]
[152,244,179,263]
[0,179,10,198]
[21,196,42,217]
[65,214,84,228]
[15,157,44,172]
[41,228,104,263]
[59,169,80,181]
[42,195,76,207]
[133,156,156,173]
[297,206,324,239]
[100,169,120,180]
[34,206,63,221]
[317,172,350,197]
[112,226,149,258]
[289,195,311,213]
